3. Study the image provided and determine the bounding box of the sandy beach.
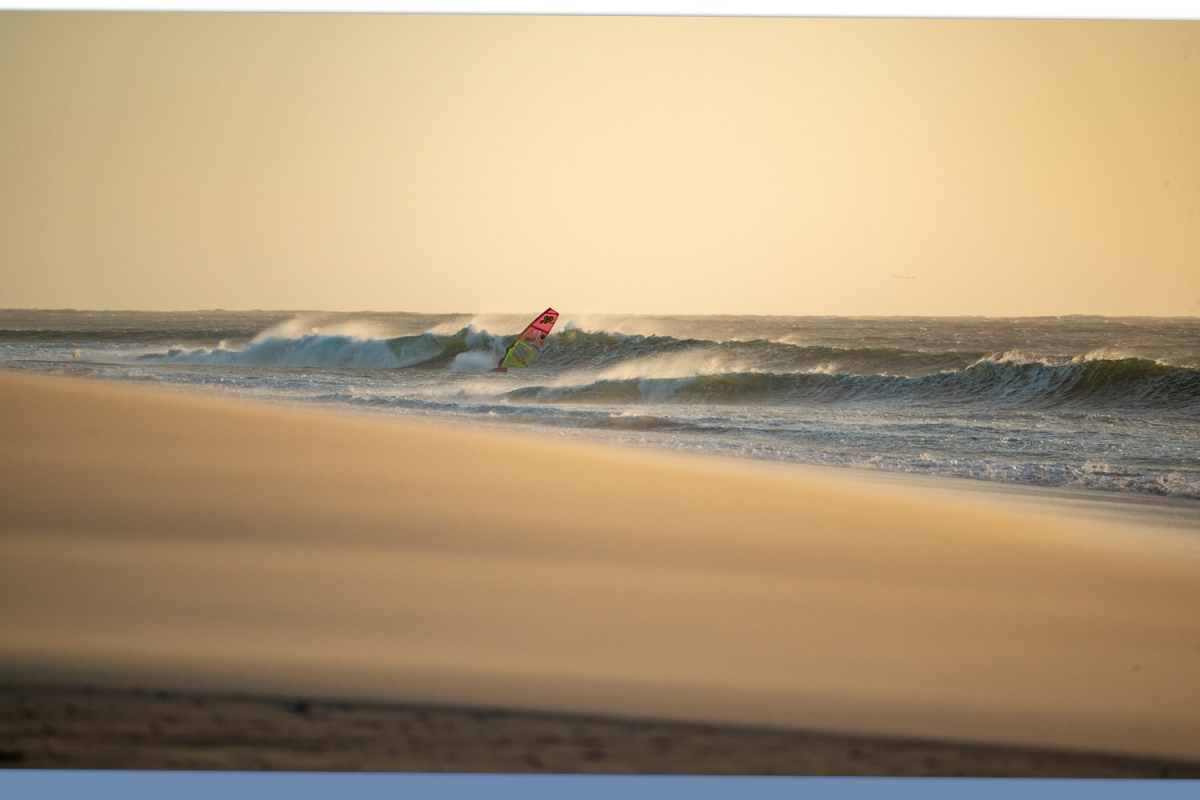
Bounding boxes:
[2,370,1200,773]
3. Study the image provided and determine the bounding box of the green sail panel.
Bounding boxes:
[500,308,559,369]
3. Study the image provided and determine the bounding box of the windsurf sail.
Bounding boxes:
[498,308,559,370]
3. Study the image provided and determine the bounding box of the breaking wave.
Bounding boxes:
[537,329,981,376]
[134,324,1200,412]
[136,326,984,374]
[506,356,1200,412]
[138,327,507,370]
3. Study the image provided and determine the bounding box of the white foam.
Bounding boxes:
[452,350,502,373]
[1075,347,1136,364]
[145,334,409,369]
[594,349,761,382]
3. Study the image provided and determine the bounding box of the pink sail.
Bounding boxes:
[498,308,559,370]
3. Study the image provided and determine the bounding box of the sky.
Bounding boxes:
[1,12,1198,316]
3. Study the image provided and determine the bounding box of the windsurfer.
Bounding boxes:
[491,307,559,373]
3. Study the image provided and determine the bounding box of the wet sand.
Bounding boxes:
[2,370,1199,772]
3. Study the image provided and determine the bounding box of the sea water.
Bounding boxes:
[3,310,1198,507]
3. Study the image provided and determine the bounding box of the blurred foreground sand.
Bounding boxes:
[1,371,1199,770]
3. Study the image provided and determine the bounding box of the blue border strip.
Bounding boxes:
[3,773,1200,800]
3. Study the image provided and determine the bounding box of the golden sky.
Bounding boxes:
[1,13,1198,315]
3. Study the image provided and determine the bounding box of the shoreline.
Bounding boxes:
[8,359,1200,535]
[10,360,1200,540]
[10,346,1200,516]
[3,370,1200,770]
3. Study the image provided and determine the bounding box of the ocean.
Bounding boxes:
[3,309,1199,506]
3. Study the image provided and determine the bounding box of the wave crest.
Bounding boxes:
[504,357,1200,411]
[138,325,514,370]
